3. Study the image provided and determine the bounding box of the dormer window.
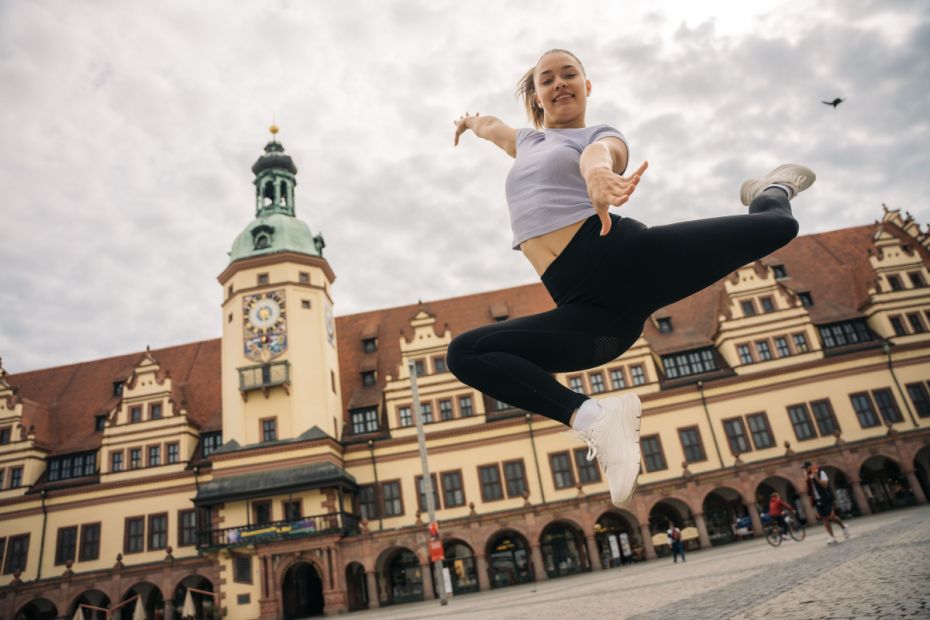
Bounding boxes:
[798,292,814,307]
[251,224,275,251]
[362,338,377,353]
[112,381,125,397]
[361,371,377,387]
[94,415,107,432]
[887,275,903,291]
[760,297,775,313]
[657,318,673,333]
[741,300,757,316]
[772,265,787,279]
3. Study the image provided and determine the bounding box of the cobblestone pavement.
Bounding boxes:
[347,505,930,620]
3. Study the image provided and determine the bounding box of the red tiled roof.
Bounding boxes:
[6,220,923,455]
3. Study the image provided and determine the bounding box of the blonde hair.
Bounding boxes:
[516,49,586,128]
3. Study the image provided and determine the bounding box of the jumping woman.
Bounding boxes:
[447,49,814,507]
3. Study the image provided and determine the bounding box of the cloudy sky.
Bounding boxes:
[1,0,928,373]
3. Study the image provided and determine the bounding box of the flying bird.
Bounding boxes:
[822,97,846,108]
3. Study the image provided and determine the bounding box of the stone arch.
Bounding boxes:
[379,546,423,606]
[344,561,369,612]
[437,538,480,595]
[118,582,163,620]
[281,561,325,618]
[647,497,695,556]
[485,528,534,589]
[859,453,917,512]
[914,444,930,501]
[593,508,641,567]
[13,598,58,620]
[701,486,748,546]
[754,475,801,507]
[539,519,590,578]
[66,589,111,620]
[170,574,215,620]
[819,464,860,517]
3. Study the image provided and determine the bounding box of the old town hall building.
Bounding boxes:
[2,132,930,619]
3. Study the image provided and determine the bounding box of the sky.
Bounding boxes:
[1,0,928,373]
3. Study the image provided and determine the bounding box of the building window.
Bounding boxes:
[755,341,773,361]
[662,348,718,379]
[723,418,751,454]
[252,500,272,525]
[588,373,605,394]
[413,359,426,376]
[130,449,142,470]
[737,344,753,365]
[79,523,101,561]
[261,418,277,442]
[95,415,107,432]
[201,432,222,457]
[301,300,311,309]
[148,514,167,550]
[362,337,377,353]
[850,393,880,428]
[678,427,706,463]
[166,443,180,464]
[234,555,253,584]
[774,337,790,358]
[130,406,142,423]
[905,383,930,418]
[819,320,873,348]
[741,300,756,316]
[872,388,903,424]
[417,474,441,512]
[437,400,453,421]
[48,452,97,481]
[178,510,197,547]
[150,403,163,419]
[398,406,412,428]
[441,471,466,507]
[0,427,10,444]
[458,395,474,417]
[111,451,123,472]
[760,297,776,313]
[569,376,585,394]
[907,271,926,287]
[504,460,528,497]
[772,265,787,279]
[549,452,575,489]
[420,402,433,424]
[573,448,601,484]
[478,465,503,502]
[147,446,160,467]
[793,333,810,353]
[257,273,269,285]
[810,400,840,436]
[299,271,310,284]
[283,500,301,521]
[906,313,926,333]
[630,365,646,386]
[433,357,448,373]
[609,369,627,390]
[787,405,816,440]
[887,274,903,291]
[361,370,376,386]
[357,485,378,521]
[124,517,145,554]
[657,317,673,333]
[746,412,775,449]
[55,526,78,565]
[798,292,814,307]
[382,481,403,516]
[350,408,379,435]
[890,316,908,337]
[3,534,29,574]
[641,435,667,472]
[113,381,125,397]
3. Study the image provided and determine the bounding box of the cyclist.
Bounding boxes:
[768,492,796,540]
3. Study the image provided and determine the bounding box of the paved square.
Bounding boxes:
[350,505,930,619]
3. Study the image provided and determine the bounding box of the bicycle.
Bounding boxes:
[764,512,806,546]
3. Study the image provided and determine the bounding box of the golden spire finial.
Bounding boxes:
[269,124,279,136]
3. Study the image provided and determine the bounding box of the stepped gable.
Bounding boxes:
[4,339,221,455]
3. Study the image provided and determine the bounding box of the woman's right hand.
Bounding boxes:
[453,112,478,146]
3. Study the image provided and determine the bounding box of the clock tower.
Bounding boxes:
[217,127,342,445]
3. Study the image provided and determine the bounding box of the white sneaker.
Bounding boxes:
[569,393,642,506]
[826,536,839,546]
[740,164,816,206]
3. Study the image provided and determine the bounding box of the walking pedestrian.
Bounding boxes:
[803,461,850,544]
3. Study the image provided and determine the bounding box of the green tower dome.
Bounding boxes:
[229,132,325,263]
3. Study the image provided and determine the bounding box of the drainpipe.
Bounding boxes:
[525,413,547,504]
[368,440,383,531]
[696,381,725,468]
[37,489,48,579]
[881,340,919,428]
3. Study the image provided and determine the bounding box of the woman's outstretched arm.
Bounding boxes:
[580,138,648,236]
[453,113,517,158]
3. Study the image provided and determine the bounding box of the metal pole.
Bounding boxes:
[882,340,919,428]
[525,413,546,504]
[697,381,725,467]
[408,361,448,606]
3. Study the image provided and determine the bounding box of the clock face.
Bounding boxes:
[243,290,288,361]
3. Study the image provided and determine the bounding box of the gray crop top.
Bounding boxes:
[504,124,627,249]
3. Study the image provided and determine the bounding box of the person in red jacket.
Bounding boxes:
[768,492,796,539]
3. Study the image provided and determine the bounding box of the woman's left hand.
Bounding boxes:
[586,160,648,236]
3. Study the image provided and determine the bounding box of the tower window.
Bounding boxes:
[254,234,271,250]
[257,273,269,285]
[299,272,310,284]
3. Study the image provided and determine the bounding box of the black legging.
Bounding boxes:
[446,189,798,425]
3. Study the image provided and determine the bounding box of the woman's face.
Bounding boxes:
[534,51,590,128]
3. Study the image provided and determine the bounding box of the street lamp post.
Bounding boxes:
[408,360,448,606]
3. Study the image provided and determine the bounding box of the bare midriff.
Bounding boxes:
[520,219,587,277]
